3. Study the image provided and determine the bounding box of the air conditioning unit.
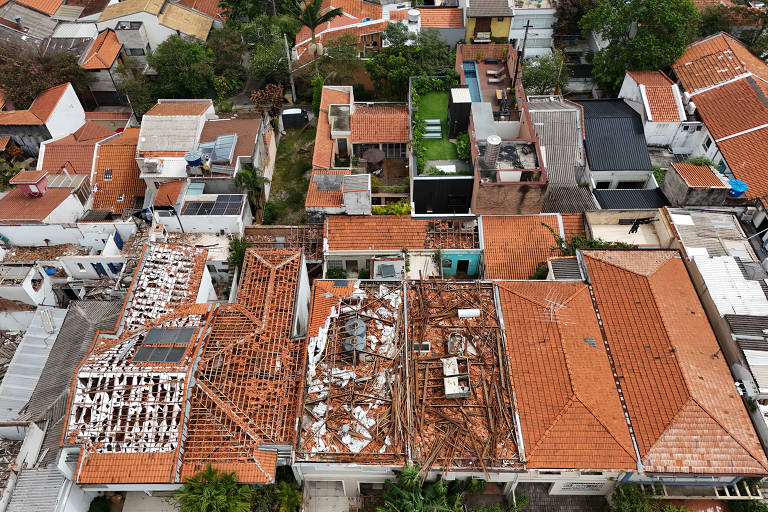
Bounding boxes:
[682,91,692,105]
[142,158,161,174]
[742,206,758,222]
[685,101,696,115]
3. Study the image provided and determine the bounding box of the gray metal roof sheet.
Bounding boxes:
[0,308,67,422]
[467,0,513,17]
[138,115,206,152]
[0,3,57,40]
[592,188,669,209]
[541,184,598,213]
[7,466,66,512]
[575,99,653,172]
[343,174,369,191]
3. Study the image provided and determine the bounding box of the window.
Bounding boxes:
[74,183,90,205]
[595,181,610,189]
[345,260,358,273]
[125,47,145,56]
[117,193,124,201]
[696,125,703,131]
[617,181,644,189]
[703,136,712,151]
[104,168,112,181]
[328,260,343,269]
[76,262,86,271]
[682,125,690,131]
[497,16,504,21]
[116,21,141,29]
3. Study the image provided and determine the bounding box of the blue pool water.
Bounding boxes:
[462,60,482,102]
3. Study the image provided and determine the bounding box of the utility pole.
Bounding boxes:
[285,34,297,104]
[520,20,532,60]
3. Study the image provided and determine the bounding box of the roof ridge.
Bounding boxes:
[690,396,768,471]
[574,394,637,463]
[528,394,577,455]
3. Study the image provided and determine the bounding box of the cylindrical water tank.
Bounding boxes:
[184,150,203,167]
[729,179,748,197]
[484,135,502,168]
[458,308,481,318]
[408,8,420,23]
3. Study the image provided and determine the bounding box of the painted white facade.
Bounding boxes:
[618,73,686,148]
[510,9,555,57]
[0,222,135,248]
[45,85,86,140]
[154,194,252,234]
[97,11,176,51]
[590,170,656,190]
[0,266,56,306]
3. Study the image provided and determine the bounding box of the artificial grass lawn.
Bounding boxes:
[416,91,458,161]
[263,125,315,225]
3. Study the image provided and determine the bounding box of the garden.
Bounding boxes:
[262,125,315,225]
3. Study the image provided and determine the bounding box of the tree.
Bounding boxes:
[311,75,323,116]
[175,464,253,512]
[699,5,733,36]
[413,29,453,74]
[383,22,411,47]
[115,63,157,118]
[375,465,485,512]
[554,0,598,35]
[316,34,360,81]
[580,0,700,92]
[148,36,214,98]
[608,484,692,512]
[522,50,571,95]
[274,481,303,512]
[243,16,290,82]
[285,0,343,73]
[236,164,270,213]
[206,25,247,79]
[251,83,284,117]
[0,43,94,108]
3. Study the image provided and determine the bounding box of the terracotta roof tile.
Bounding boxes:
[420,7,463,27]
[73,120,115,141]
[312,87,350,169]
[627,70,675,87]
[389,8,407,19]
[154,180,185,206]
[85,111,132,121]
[81,29,122,70]
[693,77,768,139]
[0,110,42,125]
[199,118,260,165]
[177,0,224,19]
[0,136,9,150]
[93,128,145,214]
[0,186,72,224]
[718,126,768,200]
[145,102,211,117]
[305,169,350,207]
[583,250,768,474]
[351,104,409,143]
[481,215,561,280]
[77,452,175,484]
[39,122,114,175]
[9,170,47,184]
[671,162,725,187]
[6,0,64,15]
[626,71,682,122]
[29,83,70,123]
[497,281,636,470]
[327,215,463,250]
[560,213,585,237]
[674,32,768,91]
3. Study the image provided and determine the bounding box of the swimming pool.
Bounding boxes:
[462,60,482,102]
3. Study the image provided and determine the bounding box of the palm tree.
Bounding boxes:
[274,481,304,512]
[235,164,270,216]
[376,465,486,512]
[175,464,253,512]
[286,0,343,74]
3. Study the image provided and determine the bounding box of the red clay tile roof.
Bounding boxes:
[674,32,768,91]
[177,0,224,19]
[0,136,9,150]
[497,281,636,470]
[145,102,211,116]
[313,87,350,169]
[560,213,585,237]
[9,170,47,184]
[672,162,725,187]
[93,128,145,214]
[305,169,350,207]
[85,111,132,120]
[0,110,43,125]
[481,215,561,280]
[0,0,64,15]
[351,104,409,143]
[718,126,768,201]
[29,83,70,122]
[583,250,768,474]
[39,122,114,175]
[420,7,463,27]
[693,77,768,139]
[199,118,260,165]
[81,29,122,70]
[0,186,72,224]
[77,452,176,484]
[155,180,185,206]
[389,8,407,19]
[627,71,682,122]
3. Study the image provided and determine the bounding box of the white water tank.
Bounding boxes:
[686,101,696,115]
[484,135,502,168]
[408,8,420,23]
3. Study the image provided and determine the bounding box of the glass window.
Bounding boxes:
[104,168,112,181]
[328,260,343,269]
[125,47,145,56]
[703,136,712,151]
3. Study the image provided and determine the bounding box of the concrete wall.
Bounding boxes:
[60,255,125,280]
[471,181,546,214]
[0,268,55,306]
[45,194,88,224]
[196,266,217,302]
[670,122,709,155]
[292,254,310,337]
[441,249,481,277]
[644,121,679,147]
[590,170,653,189]
[97,12,176,50]
[435,27,464,47]
[0,311,35,331]
[0,222,135,248]
[661,167,729,206]
[46,85,86,140]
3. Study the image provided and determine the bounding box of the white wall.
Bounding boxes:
[644,122,679,147]
[44,194,88,225]
[0,311,35,331]
[591,170,653,189]
[60,482,96,512]
[0,222,135,248]
[159,212,244,234]
[292,254,310,337]
[97,12,176,50]
[195,266,217,302]
[46,85,86,140]
[670,123,709,155]
[60,256,126,280]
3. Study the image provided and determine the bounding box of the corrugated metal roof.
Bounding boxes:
[0,2,57,39]
[52,22,97,38]
[575,99,653,172]
[667,208,755,259]
[541,184,598,213]
[726,314,768,338]
[51,4,84,19]
[466,0,512,16]
[550,257,582,280]
[6,466,66,512]
[694,256,768,316]
[0,307,67,422]
[343,174,368,191]
[592,188,669,209]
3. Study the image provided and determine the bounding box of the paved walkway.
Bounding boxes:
[515,483,608,512]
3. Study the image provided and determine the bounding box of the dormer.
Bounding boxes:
[9,170,49,197]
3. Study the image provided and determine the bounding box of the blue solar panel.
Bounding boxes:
[210,133,238,164]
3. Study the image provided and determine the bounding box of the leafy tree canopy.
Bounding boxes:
[242,16,290,81]
[608,484,692,512]
[206,25,247,79]
[521,49,571,95]
[375,465,485,512]
[554,0,598,35]
[0,44,94,109]
[699,5,733,37]
[148,36,215,98]
[383,22,411,46]
[580,0,700,92]
[174,464,253,512]
[115,61,158,118]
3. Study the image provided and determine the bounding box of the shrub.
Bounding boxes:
[327,268,346,279]
[653,166,666,185]
[88,496,110,512]
[358,268,370,279]
[456,132,470,161]
[529,262,549,280]
[228,236,252,268]
[311,75,324,117]
[686,156,716,167]
[372,201,411,215]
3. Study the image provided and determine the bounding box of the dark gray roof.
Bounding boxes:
[41,36,93,59]
[0,2,57,41]
[16,301,122,466]
[550,257,583,280]
[467,0,513,17]
[575,99,653,172]
[726,314,768,341]
[541,184,598,213]
[593,188,670,209]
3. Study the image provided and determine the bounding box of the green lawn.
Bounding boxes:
[416,91,458,161]
[263,126,315,225]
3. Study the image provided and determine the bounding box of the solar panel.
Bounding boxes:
[198,203,213,215]
[134,346,153,361]
[225,204,241,215]
[167,347,186,362]
[182,202,201,215]
[144,327,196,345]
[211,204,227,215]
[148,347,170,362]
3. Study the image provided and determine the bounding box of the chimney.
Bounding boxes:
[14,16,24,31]
[484,135,502,168]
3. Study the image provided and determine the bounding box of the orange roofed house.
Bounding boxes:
[60,244,311,487]
[287,248,768,502]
